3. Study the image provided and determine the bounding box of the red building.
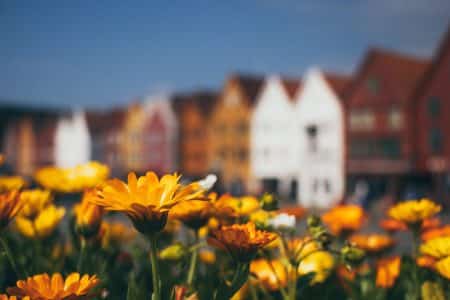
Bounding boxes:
[415,28,450,203]
[86,109,125,176]
[1,105,61,175]
[346,48,430,198]
[141,97,178,175]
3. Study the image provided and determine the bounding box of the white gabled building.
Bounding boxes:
[295,68,350,208]
[55,110,91,168]
[250,75,301,198]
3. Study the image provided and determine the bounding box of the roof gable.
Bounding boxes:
[347,48,430,105]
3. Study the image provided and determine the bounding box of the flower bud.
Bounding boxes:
[307,215,322,228]
[261,193,278,211]
[159,243,186,261]
[341,244,365,266]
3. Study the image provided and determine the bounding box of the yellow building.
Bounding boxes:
[209,74,264,194]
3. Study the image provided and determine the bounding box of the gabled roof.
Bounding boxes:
[323,72,351,99]
[346,47,430,104]
[412,26,450,100]
[229,73,264,105]
[86,108,125,133]
[172,90,218,116]
[281,78,302,101]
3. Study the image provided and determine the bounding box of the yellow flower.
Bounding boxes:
[169,200,213,229]
[7,273,99,299]
[19,189,53,218]
[0,295,30,300]
[0,190,22,231]
[35,161,109,193]
[230,282,249,300]
[0,176,26,192]
[421,281,446,300]
[322,205,365,235]
[91,172,205,234]
[420,237,450,259]
[435,256,450,280]
[73,189,104,237]
[349,234,394,253]
[207,222,277,262]
[199,249,216,265]
[249,209,272,228]
[250,259,288,291]
[15,205,65,239]
[298,251,335,284]
[287,237,320,262]
[388,199,441,225]
[214,195,260,219]
[159,243,186,261]
[376,256,401,288]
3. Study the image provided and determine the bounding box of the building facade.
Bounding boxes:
[415,29,450,203]
[295,69,350,208]
[173,91,217,179]
[250,75,300,198]
[209,74,264,194]
[346,48,430,200]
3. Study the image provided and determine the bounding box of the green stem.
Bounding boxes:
[149,234,161,300]
[77,238,87,273]
[186,245,199,287]
[0,236,25,279]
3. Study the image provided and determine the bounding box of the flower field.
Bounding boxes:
[1,161,450,299]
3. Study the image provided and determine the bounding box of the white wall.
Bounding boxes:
[295,69,345,208]
[251,76,298,181]
[55,110,91,168]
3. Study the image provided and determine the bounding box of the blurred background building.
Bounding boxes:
[1,5,449,209]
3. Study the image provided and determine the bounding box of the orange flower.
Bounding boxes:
[421,218,441,231]
[322,205,365,235]
[74,189,104,237]
[0,190,22,231]
[91,172,205,234]
[376,256,401,288]
[277,205,306,219]
[349,234,394,253]
[7,273,99,299]
[416,256,436,269]
[250,259,287,291]
[379,219,408,232]
[0,295,30,300]
[421,225,450,241]
[207,222,277,262]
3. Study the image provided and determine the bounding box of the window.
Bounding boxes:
[306,125,318,153]
[324,179,331,194]
[380,138,401,159]
[367,77,379,94]
[237,148,247,161]
[312,179,318,193]
[388,107,403,130]
[428,97,440,118]
[236,122,247,134]
[429,128,443,154]
[349,109,375,131]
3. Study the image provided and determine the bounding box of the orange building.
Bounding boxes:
[121,101,146,172]
[173,91,218,179]
[209,74,264,194]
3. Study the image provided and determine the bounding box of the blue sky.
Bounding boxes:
[1,0,449,108]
